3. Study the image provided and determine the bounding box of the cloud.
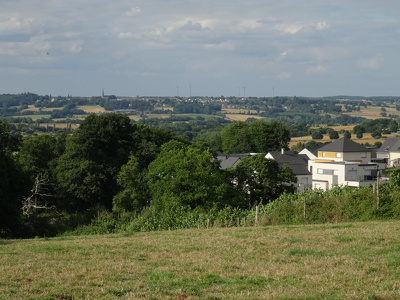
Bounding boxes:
[275,21,329,35]
[204,41,235,51]
[126,7,141,17]
[357,55,384,69]
[118,32,133,39]
[0,0,399,97]
[306,65,329,75]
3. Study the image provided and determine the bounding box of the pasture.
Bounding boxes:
[1,221,400,299]
[290,132,396,147]
[343,105,399,120]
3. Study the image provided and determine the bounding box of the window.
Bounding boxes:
[336,153,341,158]
[347,170,358,181]
[315,183,321,189]
[361,152,367,158]
[333,170,339,175]
[317,168,323,174]
[322,152,326,157]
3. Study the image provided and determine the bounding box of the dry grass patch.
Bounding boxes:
[221,108,260,114]
[224,114,264,122]
[1,221,400,299]
[343,106,399,119]
[290,131,398,147]
[77,105,107,113]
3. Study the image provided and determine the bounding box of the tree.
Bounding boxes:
[0,120,27,237]
[311,130,323,140]
[17,134,66,178]
[329,130,339,140]
[221,120,290,154]
[221,122,252,154]
[343,131,352,139]
[56,114,136,211]
[248,120,290,152]
[234,154,297,207]
[146,141,238,210]
[371,130,382,139]
[112,155,150,213]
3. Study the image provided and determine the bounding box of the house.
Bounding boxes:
[376,138,400,167]
[298,147,318,160]
[265,149,312,192]
[308,137,386,190]
[217,153,256,169]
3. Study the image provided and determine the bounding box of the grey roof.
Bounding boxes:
[378,137,400,153]
[217,153,254,169]
[318,137,370,152]
[268,151,311,176]
[306,147,319,156]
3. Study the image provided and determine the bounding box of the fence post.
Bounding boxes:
[376,171,380,210]
[255,205,259,227]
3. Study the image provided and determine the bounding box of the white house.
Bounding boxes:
[376,138,400,167]
[308,137,386,190]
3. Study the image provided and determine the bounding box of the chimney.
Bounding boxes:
[281,148,284,155]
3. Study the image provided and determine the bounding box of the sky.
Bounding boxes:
[1,0,400,98]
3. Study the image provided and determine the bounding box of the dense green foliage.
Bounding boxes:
[2,95,400,238]
[221,120,290,154]
[0,114,298,237]
[234,155,297,207]
[0,120,27,237]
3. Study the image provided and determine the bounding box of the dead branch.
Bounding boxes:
[22,173,57,216]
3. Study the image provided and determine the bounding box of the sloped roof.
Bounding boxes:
[217,153,254,169]
[377,137,400,153]
[299,147,319,159]
[267,151,311,175]
[318,137,370,152]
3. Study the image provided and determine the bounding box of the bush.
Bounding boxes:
[251,186,390,226]
[124,205,247,232]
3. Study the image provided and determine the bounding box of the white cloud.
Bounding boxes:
[357,55,384,69]
[275,23,305,34]
[0,17,43,37]
[306,65,328,75]
[118,32,133,39]
[69,42,83,54]
[204,41,235,51]
[126,7,141,17]
[0,0,399,97]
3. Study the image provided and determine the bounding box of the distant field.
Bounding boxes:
[224,114,264,122]
[77,105,107,113]
[290,132,396,147]
[1,221,400,299]
[16,114,51,121]
[38,123,80,130]
[342,105,399,119]
[20,105,64,113]
[221,108,260,114]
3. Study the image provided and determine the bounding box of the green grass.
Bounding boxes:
[1,221,400,299]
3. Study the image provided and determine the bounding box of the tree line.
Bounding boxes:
[0,115,295,238]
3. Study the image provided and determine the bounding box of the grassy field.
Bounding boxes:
[289,132,396,147]
[1,221,400,299]
[342,106,399,120]
[77,105,107,114]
